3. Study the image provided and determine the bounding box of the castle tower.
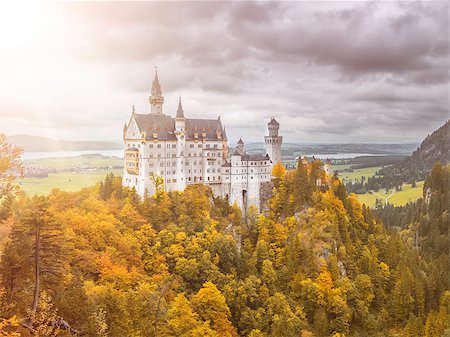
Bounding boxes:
[175,97,186,191]
[175,96,185,132]
[265,118,283,165]
[237,138,245,154]
[149,69,164,114]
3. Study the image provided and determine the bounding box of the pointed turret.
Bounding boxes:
[151,69,162,96]
[237,138,245,154]
[149,68,164,114]
[175,96,186,133]
[176,96,185,119]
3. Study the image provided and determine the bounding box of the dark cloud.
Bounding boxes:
[0,1,448,143]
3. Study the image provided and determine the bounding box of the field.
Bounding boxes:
[332,165,383,182]
[332,165,424,208]
[353,180,424,208]
[19,169,123,196]
[24,155,122,169]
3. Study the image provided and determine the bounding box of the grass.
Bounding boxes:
[355,181,424,208]
[333,166,383,182]
[19,169,122,196]
[24,155,123,170]
[332,164,424,208]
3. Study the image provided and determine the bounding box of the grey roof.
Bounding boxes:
[237,138,244,144]
[230,149,269,161]
[268,118,279,126]
[176,97,185,119]
[185,118,226,141]
[241,153,270,161]
[133,114,226,141]
[135,114,176,140]
[231,148,241,156]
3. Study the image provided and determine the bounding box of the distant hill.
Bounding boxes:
[379,119,450,181]
[245,142,418,159]
[8,135,122,152]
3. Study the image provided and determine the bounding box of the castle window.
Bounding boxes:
[172,171,175,174]
[208,177,210,181]
[206,144,210,148]
[172,144,176,148]
[157,144,161,149]
[149,154,153,158]
[214,144,217,148]
[149,144,153,149]
[198,144,202,148]
[190,144,194,148]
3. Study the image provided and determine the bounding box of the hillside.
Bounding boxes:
[0,161,449,336]
[7,135,122,152]
[379,120,450,181]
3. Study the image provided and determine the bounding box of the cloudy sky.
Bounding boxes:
[0,1,448,144]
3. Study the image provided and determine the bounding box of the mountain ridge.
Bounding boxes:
[7,135,122,152]
[379,119,450,181]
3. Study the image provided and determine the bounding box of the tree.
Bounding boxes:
[0,134,23,220]
[165,293,201,337]
[192,281,237,337]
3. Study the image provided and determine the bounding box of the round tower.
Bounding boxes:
[265,117,283,165]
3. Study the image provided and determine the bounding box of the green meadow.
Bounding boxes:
[333,165,383,182]
[332,165,424,208]
[355,181,424,208]
[24,155,122,169]
[19,169,123,196]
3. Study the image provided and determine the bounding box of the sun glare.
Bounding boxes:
[0,2,44,50]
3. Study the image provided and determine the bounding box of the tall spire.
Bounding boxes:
[151,68,162,96]
[176,96,185,119]
[149,67,164,114]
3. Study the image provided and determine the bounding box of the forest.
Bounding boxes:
[0,134,449,337]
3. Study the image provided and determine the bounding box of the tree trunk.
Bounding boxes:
[32,221,40,314]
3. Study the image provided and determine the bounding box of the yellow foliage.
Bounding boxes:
[271,162,286,179]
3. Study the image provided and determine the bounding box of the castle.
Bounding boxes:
[122,71,282,211]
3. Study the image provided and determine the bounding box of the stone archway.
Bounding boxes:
[242,189,248,212]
